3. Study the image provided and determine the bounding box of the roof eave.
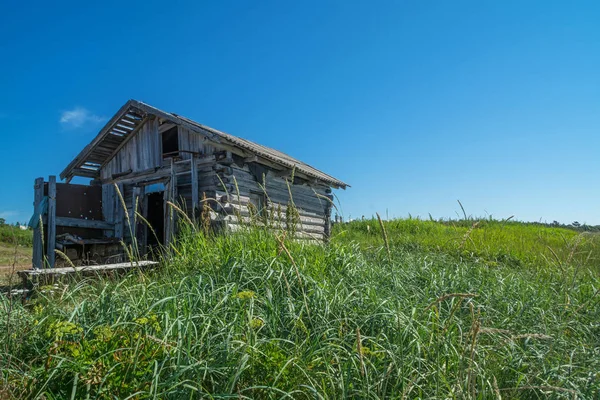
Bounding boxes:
[61,99,350,189]
[60,99,138,181]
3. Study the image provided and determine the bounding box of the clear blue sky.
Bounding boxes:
[1,1,599,225]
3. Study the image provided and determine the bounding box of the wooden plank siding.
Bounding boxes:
[100,118,162,180]
[215,162,331,241]
[96,119,334,248]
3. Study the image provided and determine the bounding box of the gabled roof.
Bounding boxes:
[60,100,348,189]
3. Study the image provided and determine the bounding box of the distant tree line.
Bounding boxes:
[0,218,26,228]
[547,220,600,233]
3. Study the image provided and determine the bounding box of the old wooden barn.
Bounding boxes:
[31,99,348,269]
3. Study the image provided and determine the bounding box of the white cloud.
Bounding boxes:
[60,107,105,129]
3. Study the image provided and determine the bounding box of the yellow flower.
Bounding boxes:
[250,317,264,329]
[237,290,256,300]
[47,320,82,339]
[135,313,161,331]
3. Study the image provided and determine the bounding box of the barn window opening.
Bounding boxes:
[162,126,179,158]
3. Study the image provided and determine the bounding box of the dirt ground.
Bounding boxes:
[0,243,31,285]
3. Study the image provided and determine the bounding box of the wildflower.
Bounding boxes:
[250,317,264,329]
[47,320,82,339]
[237,290,256,300]
[134,313,161,332]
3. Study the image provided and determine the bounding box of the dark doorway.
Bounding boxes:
[146,192,165,251]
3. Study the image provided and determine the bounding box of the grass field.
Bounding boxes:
[1,218,599,398]
[0,226,32,286]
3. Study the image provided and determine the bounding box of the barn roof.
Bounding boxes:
[60,100,348,189]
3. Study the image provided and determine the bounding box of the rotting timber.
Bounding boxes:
[28,100,349,273]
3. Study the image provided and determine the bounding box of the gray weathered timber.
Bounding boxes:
[32,177,44,269]
[55,217,114,230]
[18,261,159,286]
[115,183,124,239]
[191,154,199,218]
[46,176,57,268]
[41,99,346,268]
[63,100,348,188]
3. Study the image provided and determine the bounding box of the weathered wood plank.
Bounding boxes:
[191,155,199,219]
[46,176,57,268]
[18,261,159,280]
[32,177,44,269]
[115,183,124,239]
[55,216,114,230]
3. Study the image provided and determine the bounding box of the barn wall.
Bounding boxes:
[97,121,334,244]
[178,126,216,160]
[215,161,332,241]
[100,118,162,180]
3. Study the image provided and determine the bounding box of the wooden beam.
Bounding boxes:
[100,157,216,186]
[165,159,177,247]
[55,216,114,230]
[115,183,124,239]
[191,155,199,219]
[32,177,44,269]
[158,122,176,133]
[273,169,292,178]
[140,190,148,256]
[18,261,159,283]
[46,176,57,268]
[71,168,100,178]
[60,100,140,180]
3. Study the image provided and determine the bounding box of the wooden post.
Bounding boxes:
[32,177,44,269]
[102,184,115,237]
[165,159,177,246]
[131,186,141,225]
[46,176,57,268]
[191,154,199,220]
[324,202,332,242]
[132,186,144,253]
[114,183,124,239]
[141,189,148,255]
[164,180,171,247]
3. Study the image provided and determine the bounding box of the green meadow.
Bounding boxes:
[1,218,599,398]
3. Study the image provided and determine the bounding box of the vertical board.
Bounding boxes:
[191,155,199,219]
[32,177,44,269]
[115,183,124,239]
[102,183,115,237]
[165,159,178,246]
[99,118,162,180]
[46,176,57,268]
[140,190,148,255]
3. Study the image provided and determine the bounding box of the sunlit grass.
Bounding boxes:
[336,218,600,274]
[0,219,599,398]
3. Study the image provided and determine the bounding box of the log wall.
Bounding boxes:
[214,160,332,241]
[97,121,334,246]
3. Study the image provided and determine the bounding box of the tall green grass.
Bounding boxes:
[338,218,600,274]
[1,217,599,399]
[0,225,32,248]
